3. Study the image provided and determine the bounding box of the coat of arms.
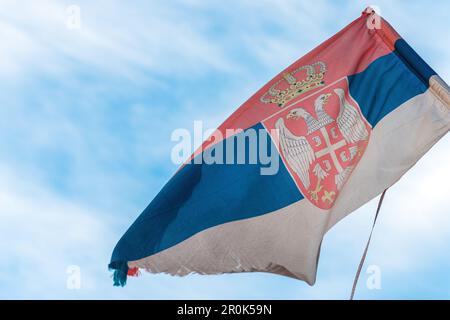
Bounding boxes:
[263,78,371,209]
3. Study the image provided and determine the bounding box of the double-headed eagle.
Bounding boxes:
[275,88,368,190]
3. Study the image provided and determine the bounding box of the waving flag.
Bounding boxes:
[109,8,450,286]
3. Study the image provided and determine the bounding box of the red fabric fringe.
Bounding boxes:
[127,267,140,277]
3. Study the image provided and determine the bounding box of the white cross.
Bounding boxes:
[314,127,346,173]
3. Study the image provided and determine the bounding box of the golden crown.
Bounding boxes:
[260,61,327,107]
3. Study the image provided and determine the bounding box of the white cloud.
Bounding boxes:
[0,0,237,83]
[0,164,112,298]
[0,0,449,299]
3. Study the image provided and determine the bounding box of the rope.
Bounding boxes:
[350,189,388,300]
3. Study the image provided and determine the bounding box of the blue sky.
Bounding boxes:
[0,0,449,299]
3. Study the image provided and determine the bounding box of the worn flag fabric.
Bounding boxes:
[109,9,450,286]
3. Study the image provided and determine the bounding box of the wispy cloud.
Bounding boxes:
[0,163,111,298]
[0,0,449,299]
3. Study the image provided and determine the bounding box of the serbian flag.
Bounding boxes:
[109,8,450,286]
